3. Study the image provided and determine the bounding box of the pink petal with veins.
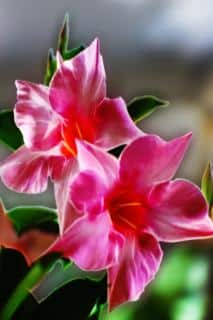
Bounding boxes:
[94,97,142,149]
[49,212,124,271]
[147,179,213,242]
[108,233,162,310]
[0,146,65,193]
[49,38,106,118]
[15,80,61,151]
[70,170,107,215]
[54,158,80,234]
[76,140,118,187]
[119,133,192,192]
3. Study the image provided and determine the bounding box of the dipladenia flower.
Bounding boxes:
[0,201,56,265]
[0,38,140,195]
[48,133,213,310]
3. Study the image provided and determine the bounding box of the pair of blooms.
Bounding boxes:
[1,39,213,310]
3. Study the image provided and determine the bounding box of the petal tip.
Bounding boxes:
[174,131,193,152]
[56,50,63,68]
[92,37,100,47]
[89,37,101,56]
[183,131,193,141]
[15,79,24,89]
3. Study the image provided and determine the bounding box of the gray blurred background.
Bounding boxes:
[0,0,212,208]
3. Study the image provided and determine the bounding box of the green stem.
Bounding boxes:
[0,263,45,320]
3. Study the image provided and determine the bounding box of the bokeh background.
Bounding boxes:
[0,0,213,319]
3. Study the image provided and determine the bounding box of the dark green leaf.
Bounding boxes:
[43,48,57,85]
[128,95,169,123]
[63,45,85,60]
[201,161,213,212]
[0,109,23,150]
[57,13,70,55]
[8,206,58,235]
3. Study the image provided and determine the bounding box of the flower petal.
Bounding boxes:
[70,170,107,215]
[0,146,64,193]
[76,140,118,187]
[94,97,142,149]
[56,141,118,234]
[49,38,106,118]
[15,80,61,151]
[119,133,192,191]
[54,159,80,234]
[147,179,213,242]
[48,212,124,271]
[108,233,162,310]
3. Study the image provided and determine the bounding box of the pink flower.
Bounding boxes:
[0,38,140,196]
[0,201,57,265]
[48,133,213,310]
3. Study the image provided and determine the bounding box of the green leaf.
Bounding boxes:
[201,161,213,211]
[63,45,85,60]
[57,13,70,55]
[31,259,105,303]
[43,48,57,85]
[57,13,84,60]
[43,12,84,85]
[0,109,23,150]
[8,206,58,235]
[128,95,169,123]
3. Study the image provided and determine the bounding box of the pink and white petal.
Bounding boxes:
[119,133,192,192]
[147,179,213,242]
[70,170,107,216]
[54,158,80,234]
[49,38,106,118]
[94,97,142,149]
[76,140,118,187]
[48,155,68,182]
[15,80,62,151]
[108,233,162,310]
[0,146,65,194]
[48,212,124,271]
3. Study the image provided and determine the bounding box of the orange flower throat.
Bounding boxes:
[61,115,95,158]
[106,185,148,236]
